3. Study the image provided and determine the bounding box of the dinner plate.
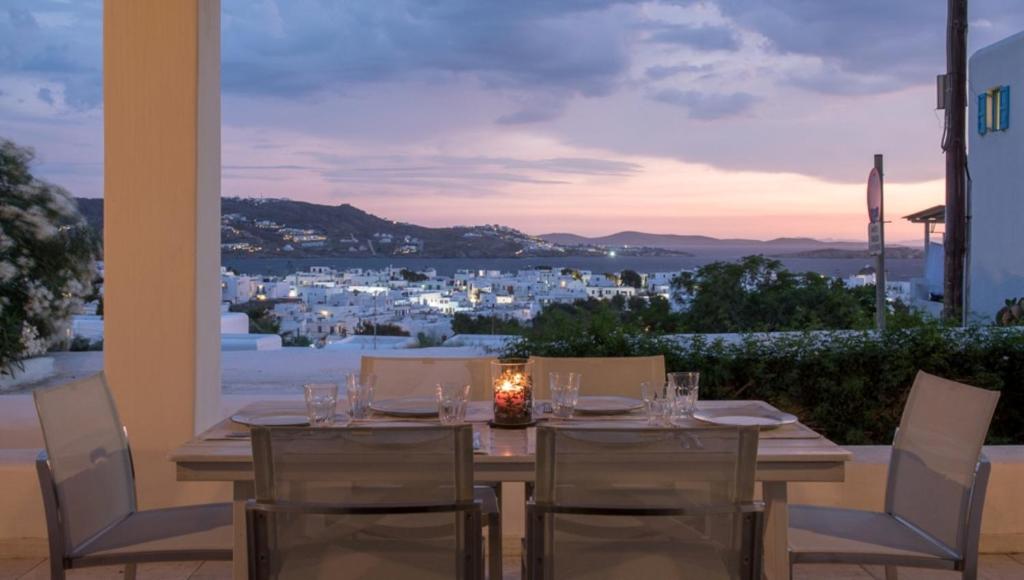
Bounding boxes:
[370,397,439,418]
[574,396,644,415]
[230,413,309,427]
[692,407,797,429]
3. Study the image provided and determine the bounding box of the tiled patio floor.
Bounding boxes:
[3,555,1024,579]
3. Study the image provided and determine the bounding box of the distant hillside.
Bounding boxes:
[541,230,865,252]
[770,247,924,260]
[74,197,644,259]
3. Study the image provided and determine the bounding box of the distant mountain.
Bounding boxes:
[770,247,924,260]
[540,230,866,252]
[74,197,674,259]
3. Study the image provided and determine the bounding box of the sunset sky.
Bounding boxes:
[2,1,1024,241]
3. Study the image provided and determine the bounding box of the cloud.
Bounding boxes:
[645,23,739,51]
[0,1,103,112]
[702,0,1024,94]
[644,63,714,81]
[649,88,757,119]
[221,0,642,107]
[36,87,53,105]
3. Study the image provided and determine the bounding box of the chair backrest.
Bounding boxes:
[249,425,477,579]
[359,356,496,400]
[530,356,666,398]
[33,372,136,554]
[532,425,760,579]
[885,371,1000,556]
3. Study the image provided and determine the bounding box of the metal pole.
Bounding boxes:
[875,154,886,331]
[944,0,968,323]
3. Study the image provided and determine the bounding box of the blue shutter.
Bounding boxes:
[978,93,988,135]
[1000,85,1010,130]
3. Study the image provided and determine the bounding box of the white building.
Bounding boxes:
[968,31,1024,321]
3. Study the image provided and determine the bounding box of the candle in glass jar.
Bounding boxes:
[492,362,533,426]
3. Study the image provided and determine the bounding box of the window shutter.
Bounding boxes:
[978,93,988,135]
[1000,85,1010,130]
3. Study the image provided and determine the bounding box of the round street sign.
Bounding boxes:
[867,167,882,223]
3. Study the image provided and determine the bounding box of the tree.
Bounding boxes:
[451,312,524,335]
[399,268,428,283]
[354,320,410,336]
[671,255,877,332]
[0,139,100,376]
[619,269,643,289]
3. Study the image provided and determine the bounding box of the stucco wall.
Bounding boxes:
[968,31,1024,320]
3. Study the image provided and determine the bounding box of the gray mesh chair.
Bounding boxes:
[33,372,232,580]
[529,356,665,397]
[527,425,763,580]
[247,425,486,579]
[359,355,497,400]
[789,371,1001,579]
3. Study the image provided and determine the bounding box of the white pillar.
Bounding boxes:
[104,0,222,508]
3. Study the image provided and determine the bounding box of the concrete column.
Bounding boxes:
[104,0,222,508]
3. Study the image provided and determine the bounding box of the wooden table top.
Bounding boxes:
[171,399,850,484]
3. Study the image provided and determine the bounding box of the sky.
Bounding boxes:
[2,1,1024,241]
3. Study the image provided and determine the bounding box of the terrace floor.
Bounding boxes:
[3,555,1024,579]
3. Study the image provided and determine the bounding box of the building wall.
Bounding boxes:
[968,31,1024,321]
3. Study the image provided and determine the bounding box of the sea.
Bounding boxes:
[225,251,923,281]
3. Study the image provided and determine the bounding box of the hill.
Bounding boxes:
[540,230,867,252]
[74,197,642,259]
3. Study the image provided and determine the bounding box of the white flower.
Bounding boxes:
[0,261,16,283]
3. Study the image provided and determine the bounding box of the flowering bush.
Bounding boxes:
[1,139,99,377]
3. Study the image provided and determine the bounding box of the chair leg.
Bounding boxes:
[49,559,66,580]
[962,561,978,580]
[488,511,502,580]
[884,565,898,580]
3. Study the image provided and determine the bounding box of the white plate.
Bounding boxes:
[370,397,439,418]
[692,408,797,429]
[231,413,309,427]
[574,396,644,415]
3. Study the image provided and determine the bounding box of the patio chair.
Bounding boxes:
[247,424,490,579]
[359,355,497,400]
[33,372,232,580]
[528,355,665,398]
[526,425,763,580]
[789,370,1001,579]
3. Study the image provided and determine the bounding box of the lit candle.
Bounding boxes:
[492,361,533,427]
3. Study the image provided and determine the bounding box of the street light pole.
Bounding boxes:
[944,0,969,323]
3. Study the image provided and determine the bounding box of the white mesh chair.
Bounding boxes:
[527,425,763,580]
[528,356,666,397]
[247,425,486,579]
[33,373,232,580]
[789,371,1001,579]
[359,356,497,400]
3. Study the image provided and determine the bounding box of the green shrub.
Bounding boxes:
[506,324,1024,445]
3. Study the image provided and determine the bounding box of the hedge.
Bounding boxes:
[505,325,1024,445]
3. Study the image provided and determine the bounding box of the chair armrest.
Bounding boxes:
[527,498,763,518]
[247,499,482,517]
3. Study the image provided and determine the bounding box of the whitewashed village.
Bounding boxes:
[206,264,913,351]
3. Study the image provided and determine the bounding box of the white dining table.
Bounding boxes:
[170,399,850,580]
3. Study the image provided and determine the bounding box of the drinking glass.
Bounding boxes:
[304,383,338,427]
[346,372,376,419]
[549,372,581,419]
[641,381,672,426]
[667,371,700,418]
[436,382,471,425]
